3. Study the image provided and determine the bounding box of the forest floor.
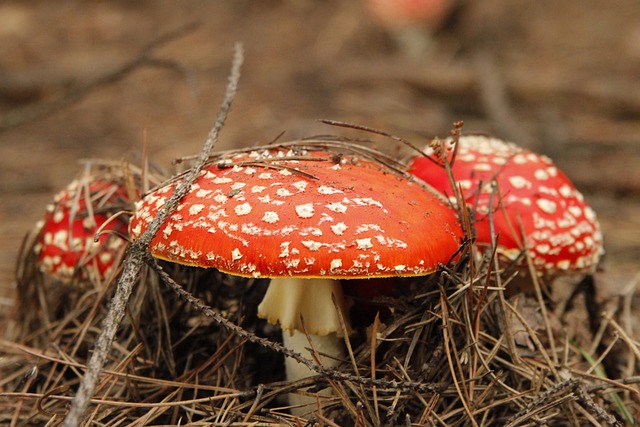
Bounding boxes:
[0,0,639,424]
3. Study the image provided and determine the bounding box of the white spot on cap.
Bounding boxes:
[295,203,314,218]
[331,222,347,235]
[196,189,213,198]
[276,188,294,197]
[163,224,173,239]
[241,223,262,235]
[458,180,473,190]
[559,185,574,198]
[279,242,291,257]
[235,202,252,216]
[353,197,383,209]
[131,224,142,236]
[189,204,205,216]
[214,194,228,204]
[284,258,300,268]
[300,227,323,236]
[508,176,531,189]
[82,216,94,230]
[232,248,242,260]
[53,230,69,250]
[53,210,65,223]
[330,259,342,270]
[534,169,549,180]
[458,152,476,162]
[492,157,507,165]
[556,259,570,270]
[99,252,113,265]
[318,185,343,195]
[262,211,279,223]
[394,265,406,272]
[251,185,266,193]
[473,163,492,172]
[292,181,308,192]
[512,154,528,164]
[356,238,373,250]
[539,186,559,197]
[536,199,557,214]
[302,240,321,251]
[584,206,597,222]
[536,243,551,254]
[213,177,232,184]
[568,206,583,218]
[258,172,273,179]
[326,202,347,213]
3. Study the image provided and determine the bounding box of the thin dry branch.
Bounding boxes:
[0,21,199,132]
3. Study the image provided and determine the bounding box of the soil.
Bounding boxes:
[1,0,639,317]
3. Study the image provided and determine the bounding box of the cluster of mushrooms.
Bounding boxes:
[30,133,604,416]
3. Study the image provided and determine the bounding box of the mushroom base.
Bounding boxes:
[284,329,343,417]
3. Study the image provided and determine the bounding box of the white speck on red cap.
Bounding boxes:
[295,203,315,218]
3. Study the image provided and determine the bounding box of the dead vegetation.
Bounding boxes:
[2,130,640,425]
[3,210,640,425]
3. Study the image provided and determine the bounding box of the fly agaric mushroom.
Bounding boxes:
[362,0,455,58]
[408,135,604,275]
[34,175,130,282]
[129,144,462,414]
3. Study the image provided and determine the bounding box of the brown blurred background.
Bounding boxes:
[1,0,639,311]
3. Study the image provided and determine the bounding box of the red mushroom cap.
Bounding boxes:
[363,0,453,29]
[34,178,129,281]
[408,135,603,274]
[130,147,462,279]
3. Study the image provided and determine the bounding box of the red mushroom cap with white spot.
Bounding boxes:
[408,135,604,274]
[130,148,463,279]
[34,178,129,281]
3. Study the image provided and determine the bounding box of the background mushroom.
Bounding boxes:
[129,142,462,415]
[362,0,456,58]
[33,170,132,283]
[407,134,604,276]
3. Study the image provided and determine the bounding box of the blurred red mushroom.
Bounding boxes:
[130,144,462,415]
[362,0,455,58]
[408,134,604,276]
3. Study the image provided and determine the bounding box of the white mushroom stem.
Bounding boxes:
[257,277,349,416]
[283,330,343,415]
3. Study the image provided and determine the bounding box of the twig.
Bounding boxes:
[0,21,200,132]
[60,42,244,427]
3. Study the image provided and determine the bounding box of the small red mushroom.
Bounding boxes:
[362,0,455,58]
[34,177,130,282]
[130,145,462,415]
[364,0,453,29]
[407,135,604,275]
